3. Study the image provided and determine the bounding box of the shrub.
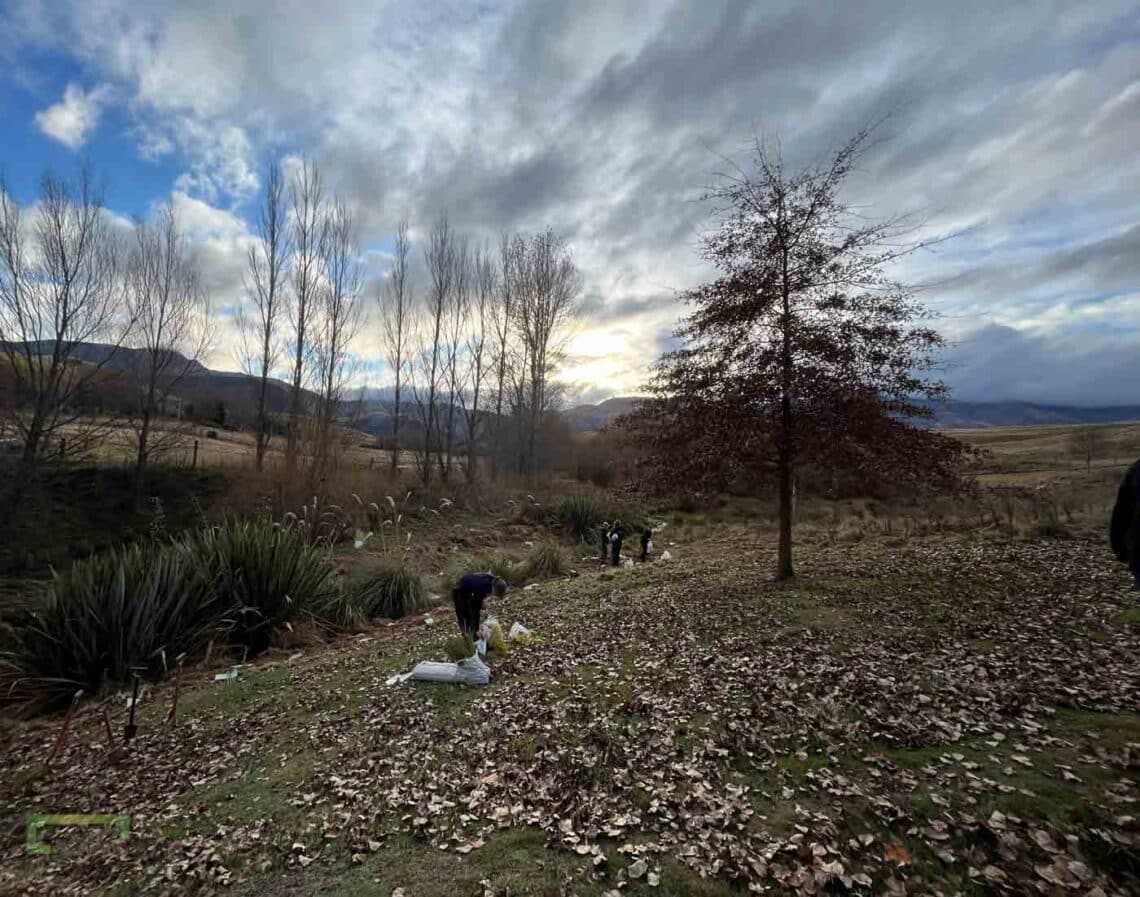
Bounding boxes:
[338,565,427,624]
[1,543,223,713]
[548,495,602,542]
[517,544,568,582]
[182,520,339,653]
[575,457,615,488]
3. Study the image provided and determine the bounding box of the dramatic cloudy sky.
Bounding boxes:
[2,0,1139,405]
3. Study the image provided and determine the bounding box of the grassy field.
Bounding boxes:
[1,423,1138,895]
[953,420,1140,483]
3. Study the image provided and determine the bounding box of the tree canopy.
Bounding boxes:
[621,128,974,577]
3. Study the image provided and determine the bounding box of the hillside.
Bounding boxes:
[564,396,1140,431]
[8,344,1140,433]
[925,400,1140,428]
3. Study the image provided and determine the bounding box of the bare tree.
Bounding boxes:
[1069,424,1108,473]
[489,232,521,481]
[236,158,289,471]
[126,201,211,496]
[0,168,128,496]
[461,241,495,482]
[407,333,436,483]
[515,229,579,475]
[377,218,412,474]
[286,159,326,470]
[440,236,470,483]
[413,214,455,484]
[311,198,364,480]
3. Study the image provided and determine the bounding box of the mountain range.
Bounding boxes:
[566,397,1140,430]
[9,343,1140,432]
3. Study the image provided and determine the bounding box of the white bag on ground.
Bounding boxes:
[410,653,490,686]
[660,549,672,561]
[508,622,531,641]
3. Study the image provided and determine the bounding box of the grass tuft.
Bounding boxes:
[335,565,428,625]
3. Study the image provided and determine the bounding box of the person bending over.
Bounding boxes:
[452,572,507,639]
[1110,458,1140,592]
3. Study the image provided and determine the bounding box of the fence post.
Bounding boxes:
[192,439,199,469]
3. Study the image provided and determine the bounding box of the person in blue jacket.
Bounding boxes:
[452,572,507,638]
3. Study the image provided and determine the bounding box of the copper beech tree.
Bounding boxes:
[621,129,973,580]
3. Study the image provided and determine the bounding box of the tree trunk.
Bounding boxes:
[287,365,303,471]
[254,371,269,471]
[441,402,456,483]
[466,396,480,483]
[776,237,795,581]
[9,418,44,507]
[135,407,152,502]
[390,383,401,475]
[776,393,794,580]
[490,382,504,482]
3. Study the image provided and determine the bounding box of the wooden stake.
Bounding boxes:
[124,676,140,742]
[167,656,185,726]
[101,708,115,745]
[47,691,83,764]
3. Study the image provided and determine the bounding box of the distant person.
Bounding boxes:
[452,572,507,639]
[639,527,653,562]
[599,521,611,563]
[1111,459,1140,592]
[609,520,626,566]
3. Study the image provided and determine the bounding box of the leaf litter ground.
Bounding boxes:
[1,525,1138,895]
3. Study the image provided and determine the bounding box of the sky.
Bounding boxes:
[1,0,1139,407]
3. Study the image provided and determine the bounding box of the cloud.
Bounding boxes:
[5,1,1140,404]
[944,322,1140,406]
[33,82,111,149]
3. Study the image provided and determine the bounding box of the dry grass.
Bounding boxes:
[951,420,1140,480]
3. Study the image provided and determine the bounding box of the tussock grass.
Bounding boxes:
[335,565,428,625]
[0,543,222,713]
[548,495,602,542]
[517,544,568,581]
[1,519,341,714]
[183,520,340,652]
[446,554,516,590]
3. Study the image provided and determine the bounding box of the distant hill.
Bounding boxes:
[565,397,642,431]
[918,401,1140,429]
[2,341,303,423]
[9,343,1140,433]
[562,396,1140,431]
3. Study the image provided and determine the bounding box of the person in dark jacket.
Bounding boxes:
[1110,458,1140,591]
[452,572,507,638]
[609,520,626,566]
[639,527,652,562]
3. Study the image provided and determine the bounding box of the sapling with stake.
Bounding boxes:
[124,673,141,742]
